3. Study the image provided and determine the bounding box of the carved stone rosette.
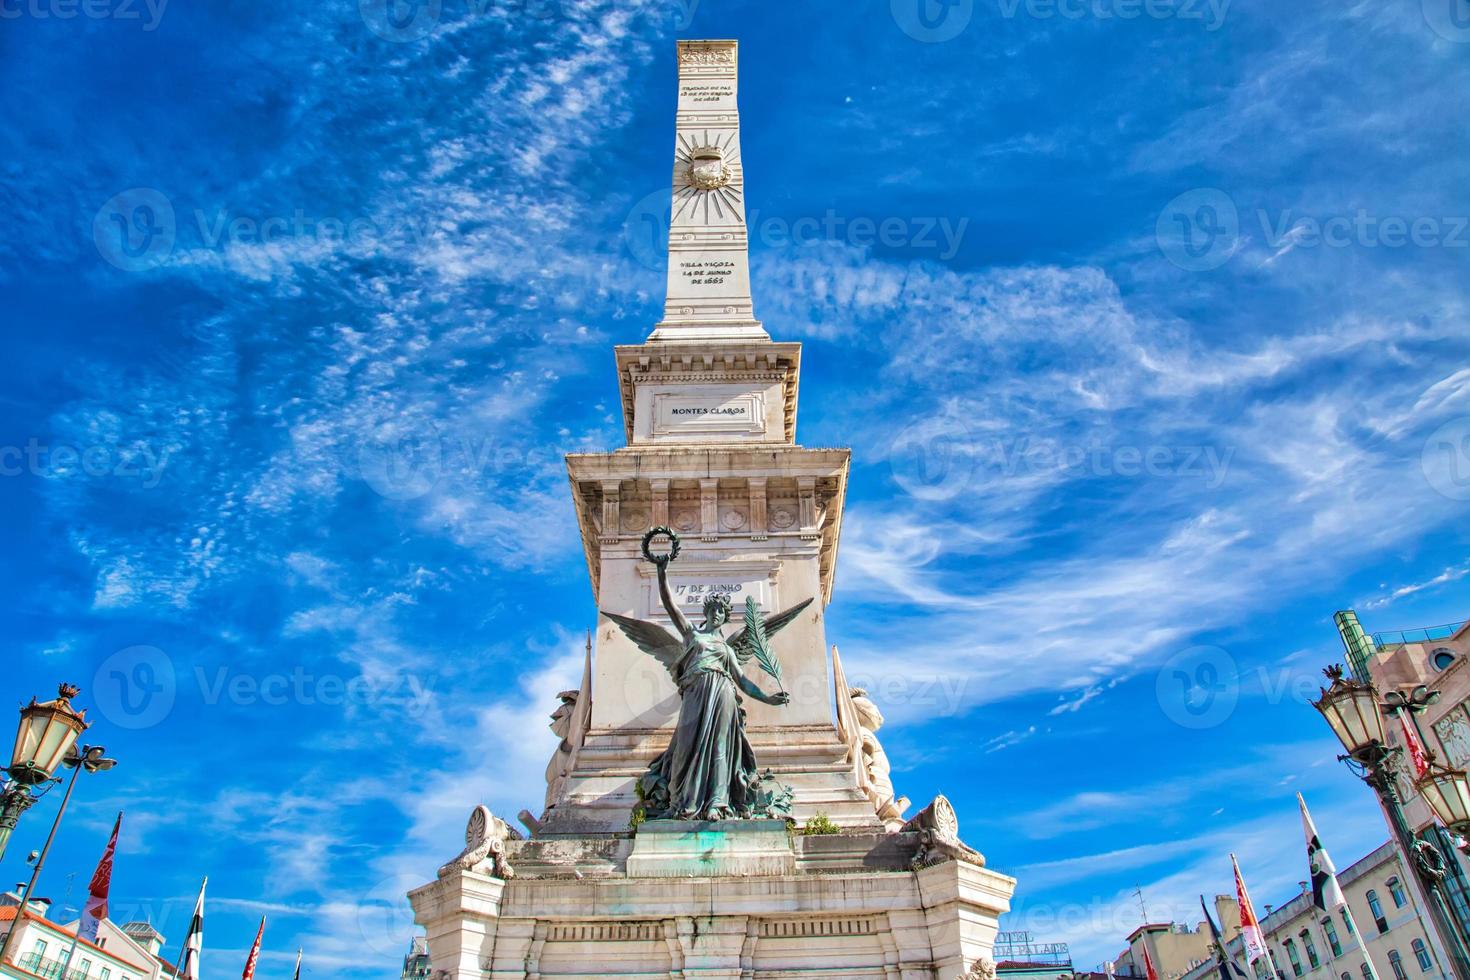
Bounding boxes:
[904,795,986,870]
[958,957,998,980]
[438,805,520,881]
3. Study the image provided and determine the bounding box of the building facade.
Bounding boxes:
[994,931,1074,980]
[1176,843,1443,980]
[0,891,174,980]
[1334,612,1470,964]
[1112,896,1242,979]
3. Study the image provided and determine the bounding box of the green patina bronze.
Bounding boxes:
[603,527,810,822]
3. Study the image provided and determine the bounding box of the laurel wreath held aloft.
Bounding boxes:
[641,526,681,565]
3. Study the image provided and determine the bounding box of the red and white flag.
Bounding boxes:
[1232,854,1270,967]
[1400,713,1430,778]
[1142,942,1161,980]
[241,916,266,980]
[78,812,122,942]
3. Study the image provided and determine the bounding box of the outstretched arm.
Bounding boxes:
[736,671,791,706]
[656,558,693,639]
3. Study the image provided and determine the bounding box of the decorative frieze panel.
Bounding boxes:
[544,921,665,942]
[757,916,880,938]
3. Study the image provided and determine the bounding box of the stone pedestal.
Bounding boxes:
[410,823,1015,980]
[625,820,796,878]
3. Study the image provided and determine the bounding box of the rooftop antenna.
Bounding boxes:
[1135,885,1150,923]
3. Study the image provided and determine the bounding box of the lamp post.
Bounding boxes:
[0,684,91,863]
[1313,665,1470,980]
[0,742,116,968]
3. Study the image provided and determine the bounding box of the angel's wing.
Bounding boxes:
[600,611,685,681]
[729,597,814,663]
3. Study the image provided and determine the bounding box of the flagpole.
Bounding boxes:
[173,876,206,980]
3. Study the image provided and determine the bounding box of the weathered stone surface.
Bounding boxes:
[625,819,796,878]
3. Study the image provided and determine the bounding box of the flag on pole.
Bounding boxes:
[291,947,303,980]
[1201,895,1248,980]
[1232,854,1270,967]
[1399,713,1430,778]
[1142,941,1161,980]
[179,877,206,980]
[78,812,122,942]
[1299,793,1347,912]
[240,916,265,980]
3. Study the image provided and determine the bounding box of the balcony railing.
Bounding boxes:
[1371,621,1468,649]
[15,952,90,980]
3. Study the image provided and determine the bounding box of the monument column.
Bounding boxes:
[651,40,767,342]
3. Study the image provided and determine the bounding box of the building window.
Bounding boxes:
[1286,939,1304,977]
[1342,974,1351,980]
[1368,890,1389,932]
[1361,965,1373,980]
[1323,917,1343,956]
[1301,929,1320,969]
[100,968,111,980]
[1412,939,1431,972]
[1388,950,1407,980]
[1387,877,1407,909]
[1433,648,1457,671]
[79,957,92,977]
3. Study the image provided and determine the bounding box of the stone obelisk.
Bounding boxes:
[409,40,1016,980]
[652,40,766,341]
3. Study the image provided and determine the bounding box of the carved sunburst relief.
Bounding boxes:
[674,131,743,223]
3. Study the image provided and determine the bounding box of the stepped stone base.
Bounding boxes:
[409,827,1015,980]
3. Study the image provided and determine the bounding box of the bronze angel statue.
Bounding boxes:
[603,527,811,821]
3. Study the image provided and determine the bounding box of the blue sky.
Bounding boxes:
[3,0,1470,975]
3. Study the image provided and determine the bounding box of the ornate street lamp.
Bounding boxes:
[0,684,90,863]
[0,741,116,967]
[1314,666,1386,760]
[1313,665,1470,980]
[1419,761,1470,836]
